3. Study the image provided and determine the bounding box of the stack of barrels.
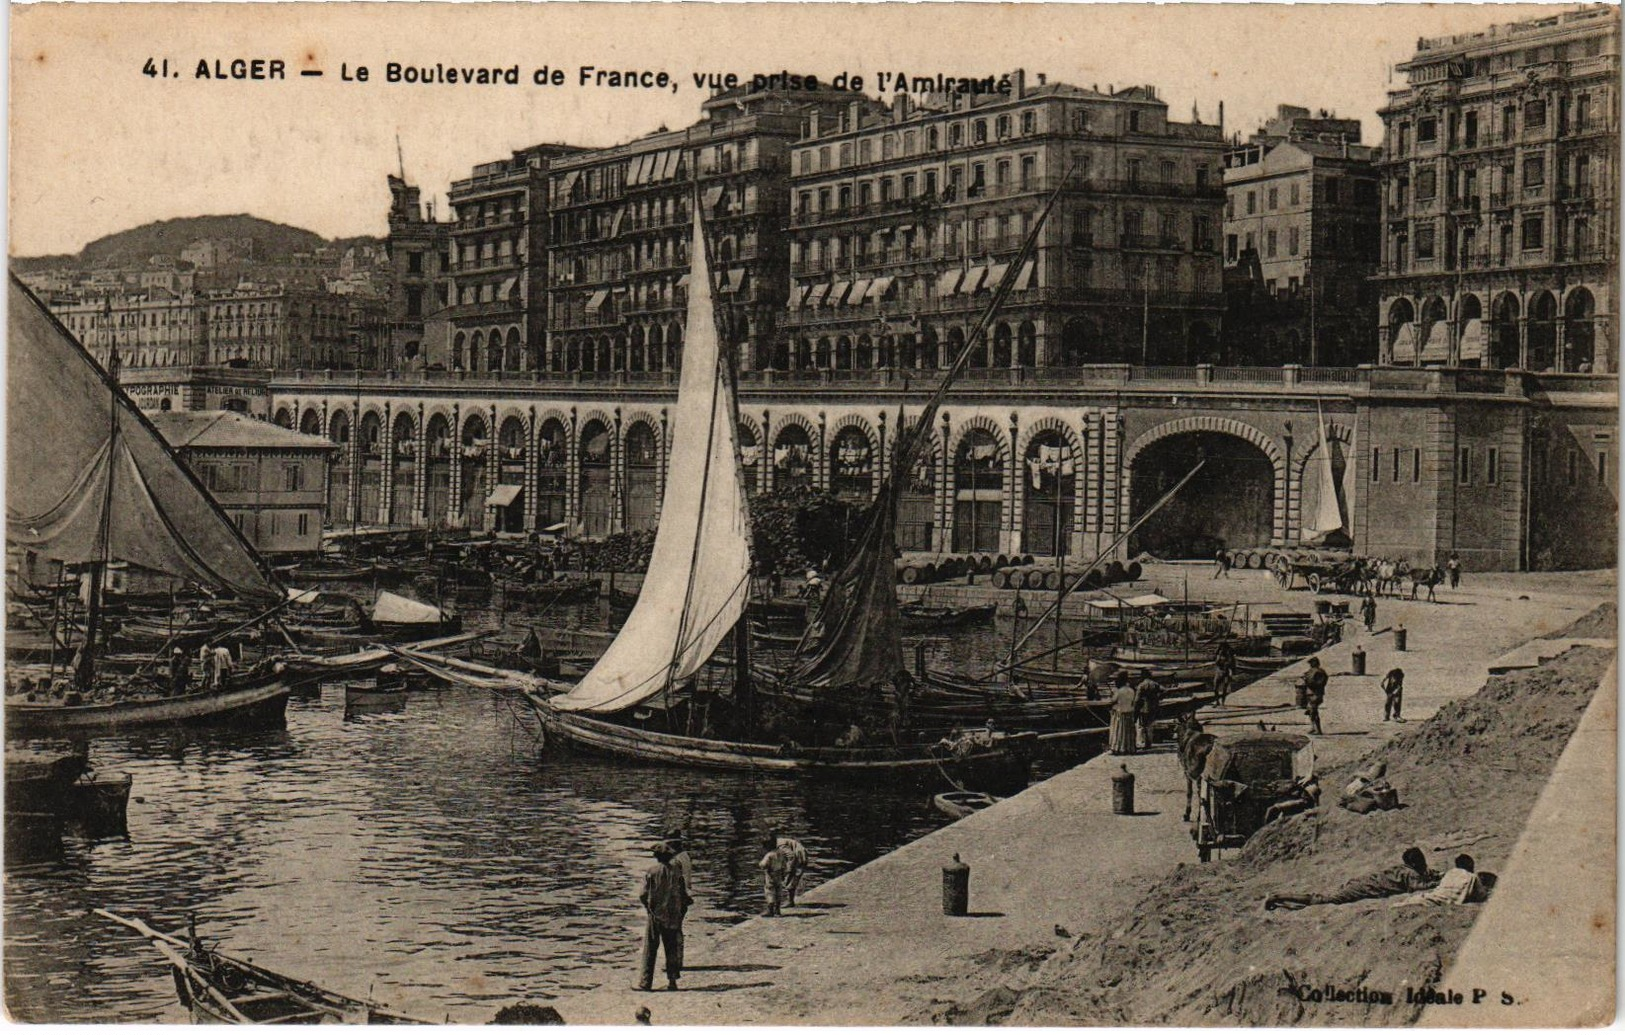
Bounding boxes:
[993,559,1143,591]
[895,553,1030,586]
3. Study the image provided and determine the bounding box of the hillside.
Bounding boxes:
[14,215,382,269]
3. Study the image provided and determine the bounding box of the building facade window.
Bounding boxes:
[1457,446,1473,485]
[1522,216,1544,250]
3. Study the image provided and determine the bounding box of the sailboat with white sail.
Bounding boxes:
[1300,402,1348,548]
[521,209,1038,789]
[5,276,294,735]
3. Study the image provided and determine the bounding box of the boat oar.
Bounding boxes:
[93,910,253,1024]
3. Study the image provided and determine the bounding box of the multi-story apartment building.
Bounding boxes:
[1223,105,1382,366]
[53,288,209,371]
[384,174,450,368]
[204,285,351,369]
[434,143,589,375]
[545,85,872,377]
[784,74,1226,377]
[1377,5,1619,371]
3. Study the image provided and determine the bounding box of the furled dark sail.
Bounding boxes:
[788,171,1073,690]
[6,276,281,602]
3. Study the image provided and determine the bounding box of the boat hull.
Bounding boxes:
[528,694,1034,793]
[4,678,291,737]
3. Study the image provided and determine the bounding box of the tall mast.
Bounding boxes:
[81,330,121,689]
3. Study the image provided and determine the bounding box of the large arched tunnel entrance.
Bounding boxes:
[1128,432,1275,558]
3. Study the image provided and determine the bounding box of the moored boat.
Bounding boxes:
[933,790,1003,820]
[5,669,292,737]
[96,910,433,1024]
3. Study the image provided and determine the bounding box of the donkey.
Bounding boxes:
[1409,564,1445,602]
[1176,711,1219,823]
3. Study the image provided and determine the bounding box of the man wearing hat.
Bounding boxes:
[637,842,690,992]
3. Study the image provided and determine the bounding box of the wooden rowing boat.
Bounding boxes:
[4,670,291,737]
[933,790,1003,820]
[96,910,432,1024]
[899,602,997,631]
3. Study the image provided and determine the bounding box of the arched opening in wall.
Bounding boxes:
[630,326,646,372]
[224,398,251,414]
[667,322,683,372]
[1419,296,1449,366]
[992,323,1013,369]
[159,398,173,412]
[470,331,484,372]
[391,412,416,524]
[835,336,853,371]
[1061,318,1092,367]
[487,327,504,372]
[403,340,421,366]
[424,414,452,528]
[1457,295,1486,367]
[1527,291,1558,372]
[648,326,665,372]
[739,421,761,496]
[772,424,813,490]
[1387,298,1417,365]
[505,327,523,372]
[829,426,874,500]
[328,409,351,524]
[536,419,568,530]
[300,409,322,436]
[452,332,466,371]
[358,410,384,526]
[952,428,1003,553]
[1023,431,1075,557]
[947,327,968,369]
[1018,321,1038,367]
[1146,313,1185,365]
[460,414,490,532]
[898,423,937,551]
[493,416,527,532]
[920,328,940,370]
[1564,288,1597,372]
[614,335,629,374]
[1489,293,1521,369]
[625,423,660,532]
[273,407,293,429]
[877,334,894,369]
[815,337,832,370]
[597,336,613,373]
[1129,431,1274,559]
[896,332,918,370]
[856,333,874,371]
[578,419,614,536]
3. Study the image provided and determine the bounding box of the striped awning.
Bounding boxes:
[828,281,851,306]
[1012,260,1036,292]
[936,268,964,295]
[1390,323,1418,364]
[959,266,988,294]
[556,170,581,202]
[790,285,809,310]
[726,269,747,293]
[1419,321,1451,364]
[1459,318,1486,362]
[585,289,609,312]
[985,263,1010,290]
[703,185,726,209]
[867,276,895,301]
[806,283,830,307]
[848,279,871,305]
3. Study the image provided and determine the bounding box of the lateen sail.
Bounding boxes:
[550,217,753,713]
[6,276,280,602]
[1308,402,1345,536]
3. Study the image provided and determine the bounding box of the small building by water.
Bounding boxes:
[149,410,334,554]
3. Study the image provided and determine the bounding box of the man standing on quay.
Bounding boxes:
[636,842,690,992]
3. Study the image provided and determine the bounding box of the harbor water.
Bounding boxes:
[4,588,1082,1023]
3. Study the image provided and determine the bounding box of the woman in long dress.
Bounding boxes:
[1109,672,1138,756]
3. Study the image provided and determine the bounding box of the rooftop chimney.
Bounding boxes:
[1012,68,1026,99]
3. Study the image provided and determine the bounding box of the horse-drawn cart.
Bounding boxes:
[1271,553,1367,595]
[1190,730,1315,861]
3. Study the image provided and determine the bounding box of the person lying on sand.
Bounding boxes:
[1264,847,1437,911]
[1388,854,1485,907]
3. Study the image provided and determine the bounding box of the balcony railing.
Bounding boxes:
[1120,233,1185,251]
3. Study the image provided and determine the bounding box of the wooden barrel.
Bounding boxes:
[992,569,1010,589]
[1104,560,1128,584]
[1043,570,1062,591]
[900,565,921,585]
[995,554,1010,570]
[1082,568,1103,589]
[977,554,995,574]
[1262,551,1279,569]
[1021,554,1036,567]
[1125,561,1143,582]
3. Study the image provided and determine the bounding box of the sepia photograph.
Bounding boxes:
[4,1,1618,1025]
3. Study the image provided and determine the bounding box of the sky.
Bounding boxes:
[9,2,1571,257]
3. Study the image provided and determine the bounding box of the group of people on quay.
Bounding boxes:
[637,830,810,992]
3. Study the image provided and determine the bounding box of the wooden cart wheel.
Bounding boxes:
[1307,572,1323,593]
